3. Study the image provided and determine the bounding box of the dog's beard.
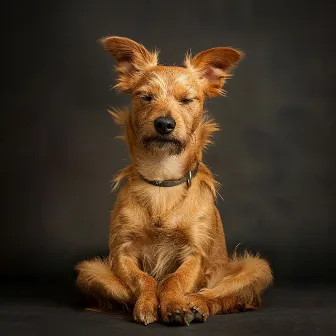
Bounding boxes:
[142,135,185,156]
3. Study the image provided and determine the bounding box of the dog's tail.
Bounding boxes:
[75,257,134,311]
[202,251,273,312]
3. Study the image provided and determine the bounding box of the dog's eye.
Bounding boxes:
[141,95,153,102]
[180,98,194,104]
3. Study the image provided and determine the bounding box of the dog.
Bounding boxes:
[75,36,273,326]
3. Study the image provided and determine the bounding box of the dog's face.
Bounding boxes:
[101,37,242,156]
[131,65,204,155]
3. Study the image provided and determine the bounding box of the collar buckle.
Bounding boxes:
[186,170,192,188]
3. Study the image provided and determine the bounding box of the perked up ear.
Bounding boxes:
[100,36,158,92]
[185,47,243,98]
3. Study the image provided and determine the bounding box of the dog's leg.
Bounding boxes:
[113,254,159,325]
[186,254,273,320]
[75,257,134,309]
[158,253,202,325]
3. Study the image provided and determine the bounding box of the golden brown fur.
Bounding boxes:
[75,36,273,325]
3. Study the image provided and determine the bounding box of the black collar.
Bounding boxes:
[140,162,199,188]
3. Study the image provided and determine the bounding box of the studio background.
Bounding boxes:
[2,0,336,292]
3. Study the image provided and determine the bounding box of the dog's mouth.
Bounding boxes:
[142,135,184,155]
[143,135,181,145]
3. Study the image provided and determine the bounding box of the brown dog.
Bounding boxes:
[76,36,273,326]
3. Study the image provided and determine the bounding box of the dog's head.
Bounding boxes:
[101,36,242,156]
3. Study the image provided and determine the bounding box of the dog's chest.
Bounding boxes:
[138,185,187,217]
[137,220,191,280]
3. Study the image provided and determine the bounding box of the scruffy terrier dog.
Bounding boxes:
[76,36,273,326]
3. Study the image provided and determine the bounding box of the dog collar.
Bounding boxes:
[140,162,199,188]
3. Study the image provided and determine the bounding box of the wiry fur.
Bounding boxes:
[76,36,272,326]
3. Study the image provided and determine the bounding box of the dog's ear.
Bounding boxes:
[185,47,243,98]
[100,36,158,92]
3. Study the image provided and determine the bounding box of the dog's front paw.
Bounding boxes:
[133,294,159,325]
[160,297,194,326]
[185,293,210,322]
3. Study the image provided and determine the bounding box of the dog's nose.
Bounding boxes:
[154,117,176,135]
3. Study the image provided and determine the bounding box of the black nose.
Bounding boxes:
[154,117,176,135]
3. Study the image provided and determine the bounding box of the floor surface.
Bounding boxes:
[1,285,335,336]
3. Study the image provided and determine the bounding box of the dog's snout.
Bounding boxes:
[154,117,176,135]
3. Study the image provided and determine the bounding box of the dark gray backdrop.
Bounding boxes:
[2,0,335,287]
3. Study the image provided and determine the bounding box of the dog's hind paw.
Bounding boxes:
[185,293,210,323]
